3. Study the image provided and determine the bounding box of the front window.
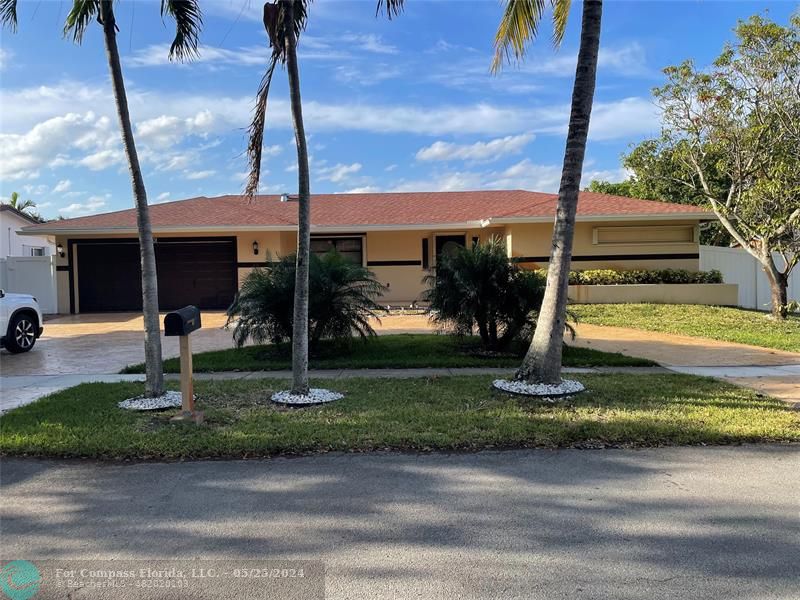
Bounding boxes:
[310,237,363,264]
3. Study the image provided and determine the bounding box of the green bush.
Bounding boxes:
[424,237,546,350]
[227,251,386,348]
[567,268,723,285]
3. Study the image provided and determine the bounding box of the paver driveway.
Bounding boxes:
[0,312,433,376]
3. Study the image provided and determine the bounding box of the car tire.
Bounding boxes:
[5,312,38,353]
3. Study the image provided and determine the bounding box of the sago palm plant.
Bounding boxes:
[227,252,386,350]
[424,238,546,350]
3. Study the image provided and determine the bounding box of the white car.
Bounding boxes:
[0,290,43,353]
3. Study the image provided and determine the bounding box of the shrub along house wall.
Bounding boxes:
[565,269,738,306]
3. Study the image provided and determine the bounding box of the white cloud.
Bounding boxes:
[320,162,362,183]
[52,179,72,193]
[334,64,403,86]
[184,170,216,180]
[0,48,11,71]
[23,184,48,195]
[60,194,108,216]
[2,80,659,143]
[128,44,268,68]
[136,110,216,149]
[342,34,398,55]
[390,171,485,193]
[0,111,113,180]
[344,186,381,194]
[598,43,649,76]
[79,149,125,171]
[416,133,534,163]
[385,164,398,172]
[263,144,283,157]
[508,43,648,77]
[486,159,563,192]
[388,159,564,194]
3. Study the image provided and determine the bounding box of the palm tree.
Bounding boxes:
[492,0,603,384]
[245,0,403,394]
[1,0,202,397]
[6,192,37,214]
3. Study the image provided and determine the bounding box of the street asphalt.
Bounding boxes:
[2,446,799,599]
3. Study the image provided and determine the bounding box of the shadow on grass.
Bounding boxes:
[1,374,797,461]
[120,335,655,374]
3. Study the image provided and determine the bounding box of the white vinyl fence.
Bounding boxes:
[0,255,58,314]
[699,245,799,311]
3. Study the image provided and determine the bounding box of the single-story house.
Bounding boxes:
[21,190,715,314]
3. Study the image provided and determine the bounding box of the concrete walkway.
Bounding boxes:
[2,447,798,599]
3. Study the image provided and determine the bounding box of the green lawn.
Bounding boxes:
[121,333,654,374]
[2,374,797,459]
[572,304,800,352]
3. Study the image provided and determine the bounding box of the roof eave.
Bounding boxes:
[19,212,715,236]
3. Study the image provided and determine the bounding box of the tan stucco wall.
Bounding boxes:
[55,221,705,312]
[365,227,505,303]
[568,283,738,306]
[506,221,701,271]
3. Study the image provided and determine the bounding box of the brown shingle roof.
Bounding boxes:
[23,190,712,233]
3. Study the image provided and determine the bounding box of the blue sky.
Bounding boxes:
[0,0,796,219]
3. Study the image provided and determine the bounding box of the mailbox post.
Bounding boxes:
[164,306,203,424]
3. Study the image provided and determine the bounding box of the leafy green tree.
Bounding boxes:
[1,0,202,396]
[244,0,403,394]
[424,238,546,350]
[651,14,800,318]
[227,251,386,349]
[493,0,604,384]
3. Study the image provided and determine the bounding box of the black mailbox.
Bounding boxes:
[164,306,202,337]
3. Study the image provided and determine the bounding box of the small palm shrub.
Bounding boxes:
[227,251,386,348]
[424,237,546,350]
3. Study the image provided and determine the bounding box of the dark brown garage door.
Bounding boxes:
[76,238,237,312]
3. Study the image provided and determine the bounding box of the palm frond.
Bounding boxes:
[551,0,571,45]
[245,58,278,199]
[376,0,404,19]
[491,0,547,73]
[492,0,573,71]
[161,0,203,62]
[0,0,18,32]
[63,0,101,44]
[244,0,310,198]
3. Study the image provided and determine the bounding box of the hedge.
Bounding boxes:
[566,268,724,286]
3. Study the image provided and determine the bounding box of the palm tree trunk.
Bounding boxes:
[516,0,603,384]
[100,0,164,397]
[284,0,311,394]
